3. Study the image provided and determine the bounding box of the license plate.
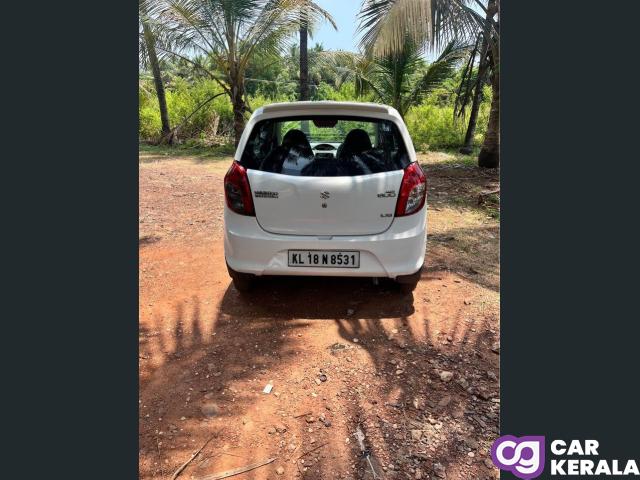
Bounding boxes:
[288,250,360,268]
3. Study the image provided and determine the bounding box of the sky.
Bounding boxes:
[311,0,487,58]
[312,0,361,52]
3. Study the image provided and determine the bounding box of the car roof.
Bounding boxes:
[254,101,399,118]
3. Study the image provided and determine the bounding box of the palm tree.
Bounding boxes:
[298,2,336,101]
[329,40,465,119]
[455,19,490,154]
[139,0,172,143]
[476,0,499,168]
[153,0,334,146]
[358,0,500,167]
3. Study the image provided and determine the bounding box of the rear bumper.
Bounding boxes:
[224,207,427,279]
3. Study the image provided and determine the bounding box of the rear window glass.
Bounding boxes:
[240,116,410,177]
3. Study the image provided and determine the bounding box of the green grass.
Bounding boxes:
[435,147,482,167]
[139,142,235,162]
[483,196,500,220]
[448,149,481,166]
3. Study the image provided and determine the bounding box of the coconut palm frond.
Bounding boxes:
[358,0,481,56]
[322,39,462,117]
[320,50,380,98]
[407,39,467,110]
[359,0,431,56]
[298,0,338,30]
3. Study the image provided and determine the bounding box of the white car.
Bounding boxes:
[223,101,427,293]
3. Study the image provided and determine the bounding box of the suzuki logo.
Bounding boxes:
[320,191,330,199]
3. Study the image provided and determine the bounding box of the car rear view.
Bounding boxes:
[224,102,427,292]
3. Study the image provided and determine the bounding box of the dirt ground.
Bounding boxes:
[139,149,500,480]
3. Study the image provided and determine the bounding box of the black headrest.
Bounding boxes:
[341,129,372,157]
[282,129,312,155]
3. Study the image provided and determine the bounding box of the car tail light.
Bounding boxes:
[224,162,255,216]
[395,162,427,217]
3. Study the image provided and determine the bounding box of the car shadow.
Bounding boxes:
[220,275,415,320]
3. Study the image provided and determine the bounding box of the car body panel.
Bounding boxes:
[248,169,404,236]
[224,207,427,278]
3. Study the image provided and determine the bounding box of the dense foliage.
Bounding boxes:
[139,53,491,151]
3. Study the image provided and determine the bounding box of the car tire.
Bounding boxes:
[226,262,255,292]
[395,266,423,294]
[397,280,419,294]
[232,273,255,292]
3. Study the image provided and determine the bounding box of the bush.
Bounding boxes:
[406,105,464,150]
[139,78,234,143]
[140,77,492,151]
[139,100,163,141]
[139,78,298,144]
[405,89,491,151]
[166,78,234,140]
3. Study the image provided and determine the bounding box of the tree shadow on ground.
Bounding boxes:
[427,224,500,293]
[140,272,499,480]
[139,293,307,479]
[331,312,499,479]
[421,157,499,216]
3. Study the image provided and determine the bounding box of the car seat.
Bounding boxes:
[260,129,314,173]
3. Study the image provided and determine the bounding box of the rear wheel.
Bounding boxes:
[232,273,254,292]
[397,280,419,294]
[226,263,255,293]
[395,266,423,294]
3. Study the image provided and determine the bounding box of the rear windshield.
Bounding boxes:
[240,116,410,177]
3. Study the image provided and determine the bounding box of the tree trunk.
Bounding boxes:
[460,13,492,155]
[299,10,309,101]
[478,0,499,168]
[460,83,482,155]
[142,20,172,143]
[299,8,310,135]
[231,82,246,147]
[459,65,485,154]
[478,56,499,168]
